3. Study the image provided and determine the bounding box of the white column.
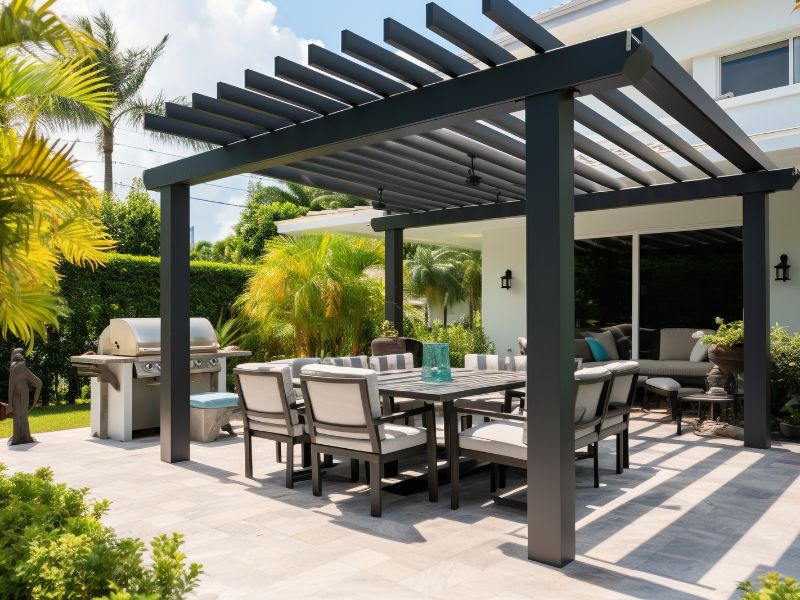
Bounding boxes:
[631,232,640,360]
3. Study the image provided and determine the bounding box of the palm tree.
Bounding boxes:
[406,246,466,327]
[460,250,482,327]
[0,0,115,345]
[248,180,367,210]
[238,233,383,356]
[47,12,190,192]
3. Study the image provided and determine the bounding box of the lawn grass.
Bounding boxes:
[0,402,90,439]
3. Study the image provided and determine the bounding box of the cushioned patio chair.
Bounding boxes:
[450,366,612,509]
[265,357,320,462]
[371,337,423,367]
[454,354,521,430]
[368,352,422,419]
[234,363,310,489]
[323,355,370,368]
[598,361,640,473]
[299,364,438,517]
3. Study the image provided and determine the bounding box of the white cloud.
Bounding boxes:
[54,0,317,242]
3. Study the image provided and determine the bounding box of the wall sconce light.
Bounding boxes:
[500,269,512,290]
[775,254,791,282]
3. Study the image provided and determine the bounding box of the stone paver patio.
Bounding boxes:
[3,412,800,599]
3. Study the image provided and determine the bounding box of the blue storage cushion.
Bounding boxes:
[584,337,610,362]
[190,391,239,409]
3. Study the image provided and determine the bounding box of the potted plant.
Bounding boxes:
[779,403,800,440]
[703,318,745,377]
[770,324,800,430]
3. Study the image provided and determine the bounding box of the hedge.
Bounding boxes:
[0,254,255,405]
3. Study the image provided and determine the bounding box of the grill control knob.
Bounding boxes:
[208,358,219,367]
[144,362,154,371]
[192,359,203,369]
[155,363,161,371]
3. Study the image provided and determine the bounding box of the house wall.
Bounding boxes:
[426,298,470,327]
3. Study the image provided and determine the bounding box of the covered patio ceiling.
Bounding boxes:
[143,0,799,570]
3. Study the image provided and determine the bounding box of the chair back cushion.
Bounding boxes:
[464,354,505,370]
[574,367,612,425]
[268,357,321,377]
[518,337,527,355]
[507,355,527,372]
[300,364,384,441]
[235,364,299,433]
[369,352,414,372]
[323,355,369,369]
[659,328,710,361]
[603,361,640,406]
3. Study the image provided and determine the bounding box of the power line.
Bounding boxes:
[100,180,247,208]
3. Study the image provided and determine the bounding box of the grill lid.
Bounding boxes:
[98,318,219,356]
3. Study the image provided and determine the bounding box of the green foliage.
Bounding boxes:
[99,178,160,256]
[0,254,255,405]
[771,325,800,400]
[738,572,800,599]
[378,320,399,338]
[702,317,745,350]
[781,403,800,426]
[247,180,367,211]
[239,233,384,357]
[0,465,201,599]
[405,246,467,326]
[409,313,494,368]
[231,200,308,262]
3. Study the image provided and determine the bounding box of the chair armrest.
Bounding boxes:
[456,406,527,422]
[576,416,602,431]
[506,389,526,399]
[373,403,432,424]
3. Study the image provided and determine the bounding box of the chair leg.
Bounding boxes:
[323,454,334,468]
[364,461,370,484]
[276,441,282,463]
[490,463,498,493]
[285,442,295,489]
[311,451,322,496]
[425,408,438,503]
[499,465,507,489]
[448,403,460,510]
[460,415,471,431]
[616,434,623,474]
[244,430,253,479]
[593,443,600,488]
[623,428,630,468]
[369,461,382,517]
[302,442,311,468]
[350,458,360,483]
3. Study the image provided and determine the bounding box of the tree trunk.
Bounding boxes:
[102,126,114,193]
[443,305,448,327]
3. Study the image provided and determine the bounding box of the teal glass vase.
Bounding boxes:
[421,343,452,382]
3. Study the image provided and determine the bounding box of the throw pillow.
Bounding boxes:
[585,337,609,362]
[574,338,593,361]
[689,340,709,362]
[594,330,620,360]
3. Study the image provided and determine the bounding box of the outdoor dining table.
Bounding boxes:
[375,368,526,507]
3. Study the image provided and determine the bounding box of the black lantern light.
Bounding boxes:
[500,269,512,290]
[774,254,791,282]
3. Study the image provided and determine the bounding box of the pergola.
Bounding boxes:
[142,0,799,567]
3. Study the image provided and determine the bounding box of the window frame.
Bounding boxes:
[718,36,800,97]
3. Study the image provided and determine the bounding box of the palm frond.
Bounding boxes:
[0,0,100,56]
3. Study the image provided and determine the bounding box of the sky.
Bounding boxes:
[55,0,556,243]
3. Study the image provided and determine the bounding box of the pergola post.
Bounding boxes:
[385,228,404,335]
[742,191,771,449]
[160,183,191,463]
[525,91,576,567]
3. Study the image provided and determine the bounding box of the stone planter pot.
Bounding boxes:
[779,421,800,440]
[708,344,745,377]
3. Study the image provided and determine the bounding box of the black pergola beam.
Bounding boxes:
[308,44,410,97]
[426,2,514,67]
[631,28,775,173]
[384,17,478,77]
[143,30,651,189]
[370,168,799,230]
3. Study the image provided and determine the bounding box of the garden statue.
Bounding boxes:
[4,349,42,445]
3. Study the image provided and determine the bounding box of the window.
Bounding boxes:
[795,38,800,86]
[720,40,790,96]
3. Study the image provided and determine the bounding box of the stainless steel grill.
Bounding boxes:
[71,317,249,441]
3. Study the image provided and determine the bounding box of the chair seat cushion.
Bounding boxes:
[454,393,519,412]
[314,423,427,454]
[248,420,305,437]
[190,392,239,409]
[460,421,526,461]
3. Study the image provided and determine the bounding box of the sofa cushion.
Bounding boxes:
[659,328,704,360]
[594,330,620,360]
[574,338,593,361]
[689,340,709,363]
[637,359,713,379]
[190,391,240,409]
[585,337,609,362]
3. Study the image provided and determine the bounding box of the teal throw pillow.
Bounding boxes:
[585,337,609,362]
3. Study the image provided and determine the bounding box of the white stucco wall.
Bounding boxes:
[770,188,800,332]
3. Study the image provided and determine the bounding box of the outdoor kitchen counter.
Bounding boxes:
[70,349,252,364]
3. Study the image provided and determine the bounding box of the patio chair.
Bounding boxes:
[450,366,613,509]
[599,361,640,473]
[454,354,521,430]
[265,357,320,462]
[323,355,370,368]
[234,364,310,489]
[299,364,438,517]
[371,337,423,367]
[368,352,423,419]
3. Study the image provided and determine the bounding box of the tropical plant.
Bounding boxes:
[100,178,160,256]
[406,245,466,327]
[702,317,744,350]
[378,319,399,338]
[248,180,367,210]
[770,324,800,400]
[47,11,201,192]
[231,200,308,262]
[0,0,114,346]
[781,402,800,426]
[0,465,201,599]
[238,233,384,357]
[409,312,494,368]
[190,240,214,261]
[459,249,481,327]
[739,572,800,599]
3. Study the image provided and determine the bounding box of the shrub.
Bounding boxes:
[410,313,495,367]
[0,465,201,599]
[738,572,800,599]
[0,254,255,405]
[702,317,744,350]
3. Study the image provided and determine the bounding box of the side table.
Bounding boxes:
[677,392,735,435]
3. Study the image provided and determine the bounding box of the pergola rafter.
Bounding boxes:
[142,0,798,569]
